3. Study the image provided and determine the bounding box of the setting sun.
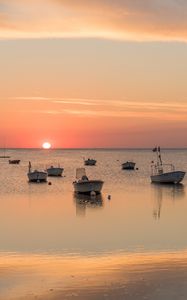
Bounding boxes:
[42,142,51,149]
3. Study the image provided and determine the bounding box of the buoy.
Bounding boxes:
[136,168,139,170]
[90,191,96,197]
[107,195,111,200]
[48,182,52,185]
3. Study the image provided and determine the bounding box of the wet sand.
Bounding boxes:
[1,251,187,300]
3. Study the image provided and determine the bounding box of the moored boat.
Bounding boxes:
[73,168,103,194]
[84,158,97,166]
[9,159,20,164]
[122,161,136,170]
[27,161,47,183]
[47,166,64,176]
[151,147,185,184]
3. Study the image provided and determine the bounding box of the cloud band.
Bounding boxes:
[0,0,187,41]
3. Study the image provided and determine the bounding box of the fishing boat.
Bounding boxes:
[121,161,136,170]
[9,159,20,164]
[27,161,47,183]
[73,168,104,194]
[151,147,185,184]
[84,158,97,166]
[47,165,64,176]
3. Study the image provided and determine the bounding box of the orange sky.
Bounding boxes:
[0,1,187,148]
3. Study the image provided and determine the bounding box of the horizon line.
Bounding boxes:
[1,147,187,150]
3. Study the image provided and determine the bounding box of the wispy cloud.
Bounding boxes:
[6,96,187,121]
[0,0,187,41]
[7,96,187,111]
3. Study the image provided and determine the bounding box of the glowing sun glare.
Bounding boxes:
[42,142,51,149]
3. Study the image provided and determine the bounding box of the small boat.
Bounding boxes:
[73,168,104,194]
[122,161,136,170]
[47,165,64,176]
[27,161,47,183]
[151,147,185,184]
[84,158,97,166]
[9,159,20,164]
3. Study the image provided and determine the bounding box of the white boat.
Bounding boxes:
[47,166,64,176]
[27,161,47,183]
[151,147,185,184]
[122,161,136,170]
[84,158,97,166]
[73,168,104,194]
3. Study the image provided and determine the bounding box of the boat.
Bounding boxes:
[47,165,64,176]
[73,168,104,194]
[151,147,185,184]
[27,161,47,183]
[9,159,20,164]
[122,161,136,170]
[84,158,97,166]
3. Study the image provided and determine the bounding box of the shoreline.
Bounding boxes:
[1,250,187,300]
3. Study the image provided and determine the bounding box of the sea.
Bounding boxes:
[0,148,187,300]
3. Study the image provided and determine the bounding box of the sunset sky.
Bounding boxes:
[0,0,187,148]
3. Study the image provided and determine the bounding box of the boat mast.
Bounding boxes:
[28,161,32,173]
[157,146,162,166]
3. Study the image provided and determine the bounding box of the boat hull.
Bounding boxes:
[47,167,64,176]
[9,160,20,164]
[73,180,104,194]
[122,162,136,170]
[28,171,47,182]
[151,171,185,184]
[84,160,96,166]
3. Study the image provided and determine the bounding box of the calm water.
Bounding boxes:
[0,148,187,299]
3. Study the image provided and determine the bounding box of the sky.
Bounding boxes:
[0,0,187,148]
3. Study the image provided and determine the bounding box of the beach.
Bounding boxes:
[1,251,187,300]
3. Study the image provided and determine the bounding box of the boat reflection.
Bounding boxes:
[151,183,185,220]
[74,193,104,217]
